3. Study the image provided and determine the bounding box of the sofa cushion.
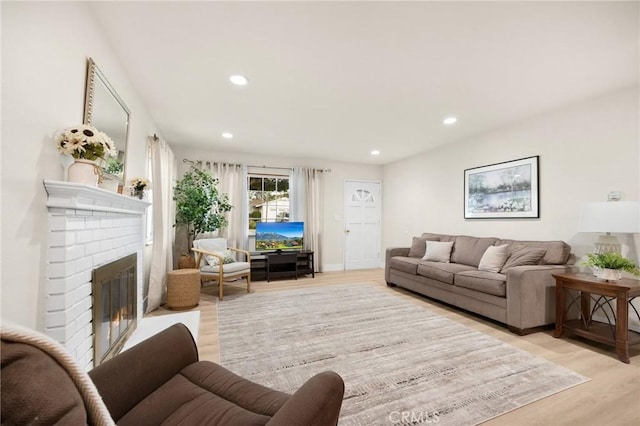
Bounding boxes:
[500,244,546,272]
[408,235,441,258]
[422,241,454,262]
[417,262,476,285]
[455,270,507,297]
[478,244,509,273]
[497,239,571,265]
[450,236,499,267]
[426,233,456,243]
[389,256,422,275]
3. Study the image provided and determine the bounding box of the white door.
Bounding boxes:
[344,181,381,270]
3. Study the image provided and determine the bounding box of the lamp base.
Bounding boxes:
[593,233,621,254]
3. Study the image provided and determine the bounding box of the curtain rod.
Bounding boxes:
[182,158,330,173]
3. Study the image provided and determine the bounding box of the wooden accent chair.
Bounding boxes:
[192,238,251,300]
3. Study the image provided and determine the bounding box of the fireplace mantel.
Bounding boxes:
[43,180,148,370]
[44,180,150,214]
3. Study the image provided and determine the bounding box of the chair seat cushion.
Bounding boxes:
[201,261,250,275]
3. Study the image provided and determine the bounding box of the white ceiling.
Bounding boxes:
[88,1,639,165]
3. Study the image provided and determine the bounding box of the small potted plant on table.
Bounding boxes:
[584,252,640,281]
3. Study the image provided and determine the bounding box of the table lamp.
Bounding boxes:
[578,201,640,253]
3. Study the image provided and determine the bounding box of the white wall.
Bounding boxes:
[172,147,383,271]
[1,2,161,329]
[383,87,639,261]
[383,87,640,330]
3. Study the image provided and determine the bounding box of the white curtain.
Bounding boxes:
[146,137,176,313]
[199,162,248,250]
[291,167,323,272]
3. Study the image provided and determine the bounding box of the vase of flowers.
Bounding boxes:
[56,124,116,186]
[129,177,151,199]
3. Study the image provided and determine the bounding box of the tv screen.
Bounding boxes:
[255,221,304,251]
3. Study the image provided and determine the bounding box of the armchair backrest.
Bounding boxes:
[1,324,115,425]
[193,238,228,267]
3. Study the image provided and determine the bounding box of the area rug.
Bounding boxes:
[217,284,588,425]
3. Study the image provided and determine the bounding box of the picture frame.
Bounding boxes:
[464,156,539,219]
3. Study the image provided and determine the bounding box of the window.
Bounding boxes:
[248,175,290,230]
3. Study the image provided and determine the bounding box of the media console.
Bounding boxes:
[250,251,315,282]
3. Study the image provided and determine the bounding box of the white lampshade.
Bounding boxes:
[578,201,640,233]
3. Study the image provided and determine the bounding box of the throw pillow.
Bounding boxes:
[478,244,509,273]
[500,244,547,272]
[421,241,454,263]
[408,236,440,258]
[205,250,236,267]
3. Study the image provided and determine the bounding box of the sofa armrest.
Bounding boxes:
[385,247,410,282]
[267,371,345,426]
[505,265,579,331]
[89,323,199,422]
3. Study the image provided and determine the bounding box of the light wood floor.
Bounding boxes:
[149,269,640,425]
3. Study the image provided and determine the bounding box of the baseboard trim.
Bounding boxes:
[322,264,344,272]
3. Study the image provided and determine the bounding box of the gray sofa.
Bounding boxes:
[385,233,576,334]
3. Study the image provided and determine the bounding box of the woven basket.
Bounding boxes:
[167,269,200,310]
[178,253,197,269]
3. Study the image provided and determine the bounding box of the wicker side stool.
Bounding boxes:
[167,269,201,310]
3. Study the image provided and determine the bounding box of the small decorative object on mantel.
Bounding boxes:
[583,252,640,281]
[56,124,116,187]
[128,177,151,199]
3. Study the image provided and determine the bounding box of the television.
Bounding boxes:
[255,221,304,252]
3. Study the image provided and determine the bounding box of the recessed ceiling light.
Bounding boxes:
[222,132,233,139]
[371,150,380,156]
[443,116,457,125]
[229,75,248,86]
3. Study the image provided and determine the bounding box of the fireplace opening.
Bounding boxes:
[92,253,137,366]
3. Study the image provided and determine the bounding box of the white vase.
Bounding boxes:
[595,268,622,282]
[67,159,100,187]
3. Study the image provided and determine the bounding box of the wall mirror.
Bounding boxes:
[83,57,130,186]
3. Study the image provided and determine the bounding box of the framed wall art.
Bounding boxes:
[464,156,539,219]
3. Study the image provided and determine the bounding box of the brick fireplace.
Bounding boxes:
[44,180,149,370]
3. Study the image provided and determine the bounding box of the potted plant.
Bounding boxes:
[56,124,116,186]
[105,157,124,176]
[584,252,640,281]
[173,167,233,267]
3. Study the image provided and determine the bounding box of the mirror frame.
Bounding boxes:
[83,57,131,187]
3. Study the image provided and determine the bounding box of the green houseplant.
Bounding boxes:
[584,252,640,281]
[173,167,233,264]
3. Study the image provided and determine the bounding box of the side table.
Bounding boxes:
[167,269,201,310]
[553,272,640,363]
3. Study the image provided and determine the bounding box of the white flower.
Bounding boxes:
[129,177,151,190]
[55,124,116,161]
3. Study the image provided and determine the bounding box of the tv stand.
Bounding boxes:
[250,251,315,282]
